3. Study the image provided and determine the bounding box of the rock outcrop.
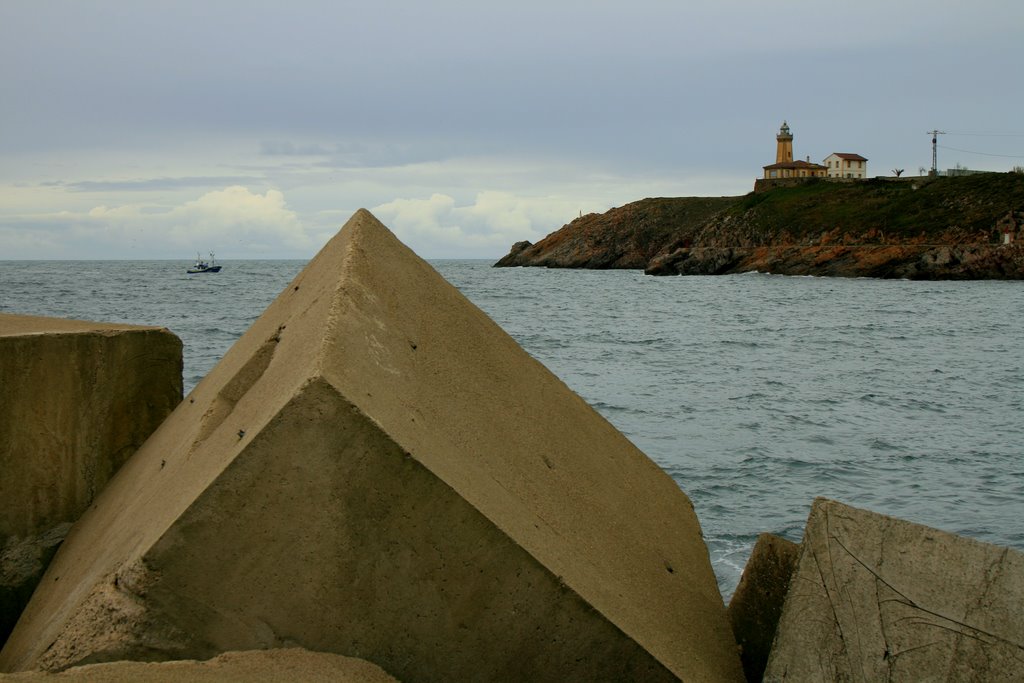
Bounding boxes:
[645,243,1024,278]
[726,534,800,683]
[494,197,736,268]
[764,498,1024,682]
[496,173,1024,278]
[0,649,399,682]
[1,211,743,682]
[0,316,182,648]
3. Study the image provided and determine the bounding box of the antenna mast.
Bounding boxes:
[927,129,945,176]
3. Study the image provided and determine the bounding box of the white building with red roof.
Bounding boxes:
[824,152,869,179]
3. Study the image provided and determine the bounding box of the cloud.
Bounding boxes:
[105,186,310,251]
[259,141,337,157]
[0,143,759,260]
[371,191,583,258]
[0,186,314,258]
[60,176,264,192]
[258,139,462,171]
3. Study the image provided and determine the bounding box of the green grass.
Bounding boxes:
[729,174,1024,241]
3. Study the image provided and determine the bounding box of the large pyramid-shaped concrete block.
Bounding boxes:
[764,498,1024,682]
[0,210,742,681]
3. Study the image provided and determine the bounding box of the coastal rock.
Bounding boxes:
[764,498,1024,682]
[502,173,1024,279]
[494,197,736,268]
[726,533,799,683]
[1,210,743,682]
[0,649,399,682]
[646,243,1024,278]
[492,239,533,266]
[645,247,743,276]
[0,316,182,647]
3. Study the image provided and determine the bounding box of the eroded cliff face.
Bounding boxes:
[496,173,1024,279]
[646,243,1024,278]
[494,197,736,269]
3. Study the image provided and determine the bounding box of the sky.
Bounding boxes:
[2,1,1023,260]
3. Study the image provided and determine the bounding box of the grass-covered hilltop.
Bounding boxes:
[495,172,1024,278]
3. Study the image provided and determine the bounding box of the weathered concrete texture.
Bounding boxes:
[764,498,1024,682]
[726,533,799,683]
[0,315,184,538]
[0,316,182,648]
[1,524,73,651]
[0,210,743,682]
[0,649,400,682]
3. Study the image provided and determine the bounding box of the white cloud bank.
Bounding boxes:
[1,186,313,259]
[0,144,756,260]
[0,182,589,260]
[371,190,581,259]
[88,185,311,252]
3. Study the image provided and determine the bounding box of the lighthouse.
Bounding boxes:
[762,121,827,182]
[776,121,794,164]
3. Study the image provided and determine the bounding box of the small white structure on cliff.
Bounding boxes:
[824,152,869,179]
[997,209,1020,244]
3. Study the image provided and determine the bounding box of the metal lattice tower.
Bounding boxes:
[927,130,945,175]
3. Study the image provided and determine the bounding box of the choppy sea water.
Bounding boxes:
[2,259,1022,600]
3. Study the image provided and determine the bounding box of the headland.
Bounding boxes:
[495,172,1024,279]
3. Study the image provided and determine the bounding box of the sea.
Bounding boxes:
[2,259,1022,601]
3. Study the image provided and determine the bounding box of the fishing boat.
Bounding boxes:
[187,252,222,274]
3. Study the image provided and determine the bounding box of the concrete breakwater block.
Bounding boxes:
[764,498,1024,682]
[0,211,743,682]
[0,315,182,648]
[726,533,799,683]
[0,315,183,538]
[0,649,399,682]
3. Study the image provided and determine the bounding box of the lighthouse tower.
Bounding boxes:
[776,121,794,164]
[760,120,827,186]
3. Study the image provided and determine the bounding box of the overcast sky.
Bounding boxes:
[2,1,1023,260]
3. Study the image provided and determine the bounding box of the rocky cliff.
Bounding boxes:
[495,173,1024,279]
[494,196,736,269]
